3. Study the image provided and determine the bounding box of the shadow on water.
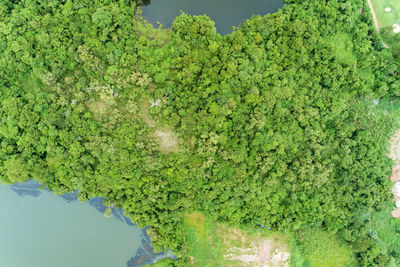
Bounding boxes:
[9,180,176,267]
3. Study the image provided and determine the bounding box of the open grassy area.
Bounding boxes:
[326,32,357,66]
[371,0,400,29]
[377,98,400,121]
[371,0,400,49]
[294,228,357,267]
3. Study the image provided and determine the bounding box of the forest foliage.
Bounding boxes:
[1,0,400,265]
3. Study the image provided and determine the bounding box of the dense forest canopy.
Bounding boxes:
[1,0,400,265]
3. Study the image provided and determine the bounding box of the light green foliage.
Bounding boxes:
[135,18,171,46]
[295,228,357,267]
[326,32,357,66]
[0,0,400,266]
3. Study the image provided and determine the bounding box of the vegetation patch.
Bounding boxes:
[134,17,171,46]
[295,228,357,267]
[184,212,206,238]
[365,204,400,266]
[326,32,357,66]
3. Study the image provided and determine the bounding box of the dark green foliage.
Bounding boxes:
[0,0,399,265]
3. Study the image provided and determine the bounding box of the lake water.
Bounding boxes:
[141,0,285,35]
[0,180,173,267]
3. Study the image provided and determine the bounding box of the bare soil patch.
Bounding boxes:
[139,98,180,153]
[152,129,179,153]
[388,130,400,218]
[184,212,290,267]
[224,237,290,267]
[219,226,290,267]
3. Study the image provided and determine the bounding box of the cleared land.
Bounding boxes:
[184,212,291,267]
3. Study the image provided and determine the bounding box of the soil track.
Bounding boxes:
[389,130,400,217]
[367,0,380,32]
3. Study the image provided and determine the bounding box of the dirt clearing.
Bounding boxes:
[222,230,290,267]
[153,129,180,153]
[388,130,400,217]
[139,98,180,153]
[184,212,290,267]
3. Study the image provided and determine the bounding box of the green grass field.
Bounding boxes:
[294,228,357,267]
[377,98,400,121]
[371,0,400,29]
[371,0,400,49]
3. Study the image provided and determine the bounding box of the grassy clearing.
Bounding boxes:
[326,32,357,66]
[376,98,400,121]
[294,228,357,267]
[371,0,400,29]
[371,0,400,49]
[182,212,359,267]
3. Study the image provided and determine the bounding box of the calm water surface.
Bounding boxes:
[0,180,172,267]
[142,0,284,35]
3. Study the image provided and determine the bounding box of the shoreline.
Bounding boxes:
[6,179,175,266]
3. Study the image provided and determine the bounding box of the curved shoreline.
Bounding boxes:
[7,179,175,266]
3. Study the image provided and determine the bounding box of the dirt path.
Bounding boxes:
[367,0,380,33]
[389,130,400,218]
[366,0,391,48]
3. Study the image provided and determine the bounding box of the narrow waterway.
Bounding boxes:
[0,180,172,267]
[142,0,284,35]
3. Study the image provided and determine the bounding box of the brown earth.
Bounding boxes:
[388,130,400,218]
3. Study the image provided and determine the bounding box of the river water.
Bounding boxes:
[142,0,284,35]
[0,180,172,267]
